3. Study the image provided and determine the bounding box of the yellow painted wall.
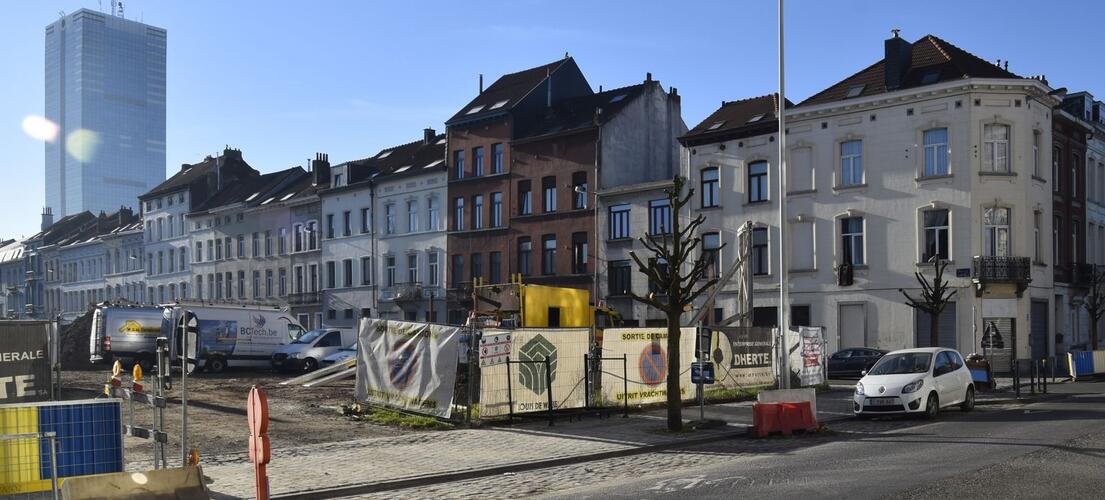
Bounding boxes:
[521,285,591,328]
[0,406,41,493]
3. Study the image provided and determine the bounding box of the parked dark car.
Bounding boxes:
[828,348,888,379]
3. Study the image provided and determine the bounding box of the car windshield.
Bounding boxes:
[868,353,932,375]
[291,329,326,345]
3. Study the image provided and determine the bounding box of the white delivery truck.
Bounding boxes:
[271,328,356,373]
[89,305,169,368]
[165,302,307,373]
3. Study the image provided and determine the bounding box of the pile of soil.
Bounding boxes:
[60,309,96,370]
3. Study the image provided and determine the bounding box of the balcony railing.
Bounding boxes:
[1072,263,1098,288]
[394,282,423,302]
[972,256,1031,297]
[287,291,321,306]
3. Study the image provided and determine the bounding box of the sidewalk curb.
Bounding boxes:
[975,392,1068,406]
[269,429,748,500]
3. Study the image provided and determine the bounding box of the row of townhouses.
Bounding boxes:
[3,32,1102,369]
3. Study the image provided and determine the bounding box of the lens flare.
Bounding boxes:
[66,128,101,162]
[21,115,59,142]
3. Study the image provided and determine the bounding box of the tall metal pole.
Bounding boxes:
[777,0,791,389]
[180,310,188,466]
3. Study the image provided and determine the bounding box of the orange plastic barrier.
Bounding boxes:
[752,401,818,438]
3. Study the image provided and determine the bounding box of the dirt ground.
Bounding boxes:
[60,366,410,467]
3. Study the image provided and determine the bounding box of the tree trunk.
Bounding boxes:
[929,310,940,348]
[666,309,682,431]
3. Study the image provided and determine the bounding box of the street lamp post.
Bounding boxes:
[777,0,791,389]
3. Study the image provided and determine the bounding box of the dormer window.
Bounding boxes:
[844,84,865,99]
[746,114,765,123]
[707,121,725,130]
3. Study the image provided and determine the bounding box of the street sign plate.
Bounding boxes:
[479,332,511,367]
[691,361,715,384]
[956,268,970,278]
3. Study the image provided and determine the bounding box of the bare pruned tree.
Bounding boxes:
[1084,265,1105,350]
[900,258,957,348]
[629,175,723,431]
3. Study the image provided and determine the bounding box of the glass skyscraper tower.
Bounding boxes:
[44,8,166,217]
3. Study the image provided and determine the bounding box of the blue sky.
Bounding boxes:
[2,0,1103,239]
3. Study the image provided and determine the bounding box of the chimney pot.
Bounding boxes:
[424,128,436,144]
[884,32,912,91]
[646,72,652,82]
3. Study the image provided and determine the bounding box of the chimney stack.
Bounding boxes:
[40,207,53,231]
[312,153,331,187]
[884,29,911,91]
[424,128,436,144]
[479,74,484,94]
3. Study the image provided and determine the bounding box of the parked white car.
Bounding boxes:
[853,347,974,419]
[320,343,358,368]
[271,328,355,373]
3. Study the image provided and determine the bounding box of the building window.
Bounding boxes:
[264,230,272,256]
[841,217,865,266]
[361,208,371,234]
[609,204,630,239]
[543,176,557,213]
[923,128,949,177]
[252,232,260,257]
[752,227,768,275]
[253,271,261,299]
[490,192,503,227]
[470,253,482,280]
[361,257,373,285]
[473,146,484,176]
[1034,211,1042,263]
[195,275,204,300]
[453,150,465,179]
[518,238,532,276]
[1073,219,1080,265]
[326,213,335,239]
[647,258,668,294]
[983,123,1010,173]
[519,180,532,215]
[1072,154,1081,198]
[343,259,353,287]
[279,228,287,254]
[408,254,418,283]
[168,248,176,273]
[492,143,504,174]
[385,256,396,287]
[307,221,318,250]
[427,199,439,231]
[343,210,352,236]
[294,267,303,294]
[609,260,632,295]
[235,271,243,299]
[194,241,202,263]
[542,235,557,275]
[1054,216,1062,266]
[923,209,949,261]
[1032,130,1041,177]
[572,232,588,274]
[572,171,588,209]
[983,207,1010,257]
[489,251,501,283]
[427,253,438,286]
[451,255,464,288]
[453,197,464,231]
[703,232,721,278]
[840,140,863,186]
[407,200,418,232]
[327,261,336,289]
[265,270,273,297]
[749,161,769,202]
[472,195,484,229]
[1053,147,1061,193]
[385,205,396,235]
[701,167,719,208]
[649,199,672,235]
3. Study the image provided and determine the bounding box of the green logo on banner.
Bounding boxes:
[518,335,557,395]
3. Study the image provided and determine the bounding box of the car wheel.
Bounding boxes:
[137,357,154,372]
[302,358,319,373]
[924,393,939,420]
[205,356,227,374]
[961,386,975,412]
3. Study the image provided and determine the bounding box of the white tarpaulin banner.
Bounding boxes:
[355,318,461,418]
[479,328,589,417]
[600,328,696,406]
[786,326,826,387]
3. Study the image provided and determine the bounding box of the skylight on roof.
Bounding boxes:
[466,104,486,115]
[746,114,765,123]
[609,94,627,103]
[394,165,412,174]
[261,197,276,205]
[844,84,866,98]
[707,121,726,130]
[489,100,509,110]
[245,192,261,202]
[377,150,393,159]
[436,138,447,145]
[424,159,445,169]
[920,70,940,85]
[279,191,297,201]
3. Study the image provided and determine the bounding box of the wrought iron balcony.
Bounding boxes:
[287,291,321,306]
[1072,263,1098,288]
[394,282,423,302]
[971,256,1031,297]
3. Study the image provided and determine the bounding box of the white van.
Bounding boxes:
[89,305,168,368]
[271,328,356,373]
[165,303,307,373]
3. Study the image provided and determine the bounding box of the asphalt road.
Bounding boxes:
[544,381,1105,500]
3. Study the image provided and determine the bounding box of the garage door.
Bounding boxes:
[1031,300,1048,359]
[838,303,866,348]
[915,303,956,348]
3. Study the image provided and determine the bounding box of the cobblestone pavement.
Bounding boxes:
[340,404,1021,500]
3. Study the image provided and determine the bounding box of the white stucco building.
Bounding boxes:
[680,33,1062,370]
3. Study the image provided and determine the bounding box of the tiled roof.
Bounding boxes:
[28,212,97,246]
[344,133,447,185]
[446,58,573,124]
[141,149,257,201]
[681,94,789,145]
[800,35,1022,107]
[0,240,24,264]
[516,83,647,139]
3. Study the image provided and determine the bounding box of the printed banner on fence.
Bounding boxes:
[711,327,775,390]
[600,327,696,406]
[786,326,825,387]
[0,322,53,404]
[479,328,589,417]
[479,331,511,367]
[355,319,460,418]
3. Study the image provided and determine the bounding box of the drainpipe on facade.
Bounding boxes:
[370,182,378,317]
